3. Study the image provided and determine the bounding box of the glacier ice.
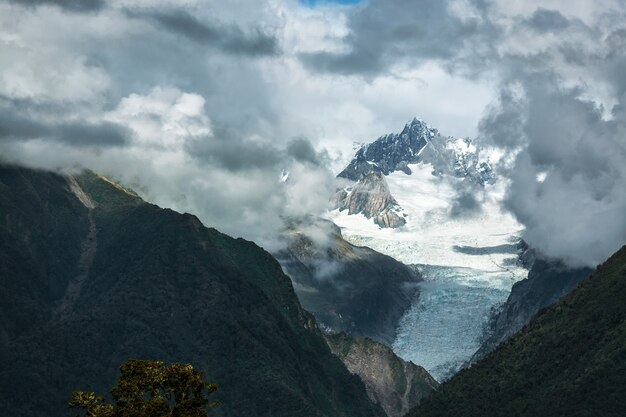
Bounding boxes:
[327,162,527,381]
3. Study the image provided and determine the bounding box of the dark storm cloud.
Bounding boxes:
[299,0,498,76]
[478,86,526,150]
[128,9,279,57]
[603,29,626,97]
[187,135,282,172]
[479,72,626,266]
[187,131,326,172]
[286,137,320,164]
[8,0,105,13]
[0,105,129,147]
[523,8,570,33]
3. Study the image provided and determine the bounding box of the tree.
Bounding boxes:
[70,359,219,417]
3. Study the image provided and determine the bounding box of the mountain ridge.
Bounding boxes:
[337,118,494,185]
[0,165,385,417]
[275,216,420,345]
[332,118,495,228]
[338,118,436,181]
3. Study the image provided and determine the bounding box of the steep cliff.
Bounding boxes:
[325,332,438,417]
[333,171,406,228]
[474,248,592,360]
[275,217,420,345]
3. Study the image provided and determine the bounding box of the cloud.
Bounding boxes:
[286,137,322,164]
[189,133,283,172]
[0,85,336,250]
[481,76,626,266]
[0,0,624,266]
[127,8,279,56]
[449,189,482,218]
[8,0,105,13]
[0,103,130,147]
[298,0,498,76]
[523,8,571,33]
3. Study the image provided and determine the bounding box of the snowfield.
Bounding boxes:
[329,163,525,272]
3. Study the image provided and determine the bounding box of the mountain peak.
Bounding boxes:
[404,117,433,132]
[338,118,436,181]
[337,118,495,186]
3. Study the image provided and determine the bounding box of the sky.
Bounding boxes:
[0,0,625,265]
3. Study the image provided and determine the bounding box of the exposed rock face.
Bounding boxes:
[275,217,421,345]
[333,171,406,228]
[325,332,439,417]
[333,118,497,228]
[473,246,592,360]
[338,118,495,186]
[0,166,385,417]
[374,210,406,228]
[338,118,435,181]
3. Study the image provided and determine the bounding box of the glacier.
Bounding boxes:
[328,163,527,381]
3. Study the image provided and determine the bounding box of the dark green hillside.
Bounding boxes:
[276,217,421,346]
[410,246,626,417]
[474,246,592,359]
[0,166,384,417]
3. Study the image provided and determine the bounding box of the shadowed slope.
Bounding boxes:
[0,166,384,417]
[410,246,626,417]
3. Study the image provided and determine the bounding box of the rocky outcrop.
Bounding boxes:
[333,171,406,228]
[325,332,439,417]
[373,209,406,228]
[275,217,421,345]
[473,246,592,360]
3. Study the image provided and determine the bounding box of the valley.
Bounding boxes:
[1,2,625,416]
[327,123,528,381]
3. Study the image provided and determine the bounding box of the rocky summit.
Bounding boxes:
[333,171,406,228]
[337,118,495,186]
[333,117,496,228]
[338,118,436,181]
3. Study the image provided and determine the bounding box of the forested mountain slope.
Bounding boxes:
[0,165,384,417]
[410,246,626,417]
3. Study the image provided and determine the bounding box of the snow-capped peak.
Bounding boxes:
[337,118,494,185]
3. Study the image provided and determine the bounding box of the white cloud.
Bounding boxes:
[107,87,212,148]
[1,0,624,264]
